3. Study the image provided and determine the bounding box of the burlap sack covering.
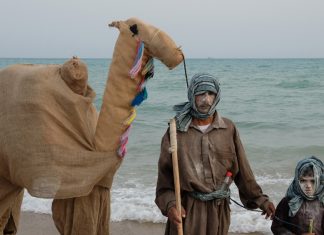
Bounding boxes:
[0,62,120,200]
[94,17,183,150]
[0,17,183,233]
[94,17,183,187]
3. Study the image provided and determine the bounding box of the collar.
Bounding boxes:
[189,112,227,130]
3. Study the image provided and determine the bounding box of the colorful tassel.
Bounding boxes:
[129,41,144,79]
[117,125,132,158]
[123,108,137,126]
[117,145,127,158]
[120,125,132,144]
[131,87,148,106]
[141,58,154,75]
[136,58,154,92]
[118,53,155,158]
[136,76,145,92]
[137,79,148,92]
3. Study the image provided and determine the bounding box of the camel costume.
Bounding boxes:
[0,18,183,235]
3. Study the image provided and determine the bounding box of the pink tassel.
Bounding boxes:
[129,41,144,79]
[117,125,132,158]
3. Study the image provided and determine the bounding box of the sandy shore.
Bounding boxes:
[17,212,264,235]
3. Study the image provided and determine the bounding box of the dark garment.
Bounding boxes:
[271,197,324,235]
[155,113,270,235]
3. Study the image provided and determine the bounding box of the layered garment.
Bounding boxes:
[271,197,324,235]
[155,113,270,235]
[0,180,23,235]
[52,186,110,235]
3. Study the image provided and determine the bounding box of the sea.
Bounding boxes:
[1,58,324,234]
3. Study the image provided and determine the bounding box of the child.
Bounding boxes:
[271,156,323,235]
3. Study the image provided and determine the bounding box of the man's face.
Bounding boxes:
[299,176,315,196]
[195,91,216,114]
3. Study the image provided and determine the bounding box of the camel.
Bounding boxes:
[0,17,183,234]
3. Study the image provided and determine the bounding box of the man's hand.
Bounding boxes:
[260,201,276,220]
[167,206,186,227]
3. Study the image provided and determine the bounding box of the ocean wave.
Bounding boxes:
[230,210,272,234]
[236,121,291,129]
[275,80,320,89]
[21,173,293,233]
[22,191,52,214]
[257,64,272,68]
[247,145,324,159]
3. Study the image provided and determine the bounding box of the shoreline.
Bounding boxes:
[18,211,265,235]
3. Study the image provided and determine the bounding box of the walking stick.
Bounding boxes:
[308,219,314,234]
[169,118,183,235]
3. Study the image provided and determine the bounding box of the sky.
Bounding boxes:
[1,0,324,58]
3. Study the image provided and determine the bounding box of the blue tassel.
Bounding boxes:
[131,87,148,106]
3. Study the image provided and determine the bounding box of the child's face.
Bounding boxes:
[299,176,315,196]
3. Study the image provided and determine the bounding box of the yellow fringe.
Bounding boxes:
[123,108,137,126]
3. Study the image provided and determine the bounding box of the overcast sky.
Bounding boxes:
[1,0,323,58]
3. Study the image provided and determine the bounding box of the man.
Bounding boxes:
[271,156,323,235]
[155,73,275,235]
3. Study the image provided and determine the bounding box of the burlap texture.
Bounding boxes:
[126,18,183,69]
[0,63,120,201]
[94,17,183,151]
[61,56,88,96]
[0,178,23,234]
[0,17,183,234]
[94,18,183,187]
[52,186,110,235]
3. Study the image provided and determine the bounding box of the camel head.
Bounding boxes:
[109,17,183,69]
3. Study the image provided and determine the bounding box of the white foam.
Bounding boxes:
[21,174,289,233]
[22,190,52,214]
[110,180,166,223]
[230,209,272,234]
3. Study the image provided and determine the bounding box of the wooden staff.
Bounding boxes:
[169,118,183,235]
[308,219,313,234]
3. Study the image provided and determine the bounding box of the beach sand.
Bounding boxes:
[17,212,264,235]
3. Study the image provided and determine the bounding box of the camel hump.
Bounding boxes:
[60,57,88,96]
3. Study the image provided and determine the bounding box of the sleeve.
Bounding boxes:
[232,125,270,209]
[271,197,295,235]
[155,128,176,216]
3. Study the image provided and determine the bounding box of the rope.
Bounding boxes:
[229,197,306,232]
[182,54,189,89]
[189,189,230,201]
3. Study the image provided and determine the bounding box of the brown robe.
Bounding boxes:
[271,197,324,235]
[52,186,110,235]
[155,113,270,235]
[0,179,23,235]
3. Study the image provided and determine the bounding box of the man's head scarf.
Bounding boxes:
[286,156,324,217]
[173,73,220,132]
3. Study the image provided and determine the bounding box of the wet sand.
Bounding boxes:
[17,212,264,235]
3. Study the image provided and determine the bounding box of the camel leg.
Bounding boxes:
[0,178,24,235]
[52,186,110,235]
